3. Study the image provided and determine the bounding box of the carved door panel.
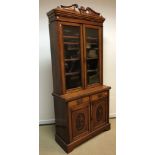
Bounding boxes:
[70,102,90,140]
[91,98,107,130]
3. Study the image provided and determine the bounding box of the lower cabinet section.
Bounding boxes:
[68,91,109,142]
[54,88,111,153]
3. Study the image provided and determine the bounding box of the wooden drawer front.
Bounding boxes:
[91,91,108,101]
[69,97,89,108]
[71,105,90,140]
[92,98,107,130]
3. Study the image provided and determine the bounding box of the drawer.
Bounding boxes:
[69,97,89,108]
[91,91,108,101]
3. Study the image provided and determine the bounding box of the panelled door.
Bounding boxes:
[69,99,90,141]
[91,97,108,130]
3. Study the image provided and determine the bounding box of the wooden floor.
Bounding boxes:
[39,118,116,155]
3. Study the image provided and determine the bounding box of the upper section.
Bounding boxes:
[47,4,105,24]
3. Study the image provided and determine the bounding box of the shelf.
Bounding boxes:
[64,42,80,45]
[87,42,98,45]
[64,35,80,39]
[86,48,98,50]
[87,37,98,40]
[87,57,98,60]
[87,70,98,73]
[66,48,79,51]
[65,58,80,61]
[65,72,80,76]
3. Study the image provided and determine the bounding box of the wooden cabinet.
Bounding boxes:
[47,4,111,153]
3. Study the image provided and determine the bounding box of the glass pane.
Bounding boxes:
[86,28,100,85]
[63,25,82,90]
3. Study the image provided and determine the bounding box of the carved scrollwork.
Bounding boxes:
[79,6,86,14]
[47,4,105,23]
[57,4,79,12]
[57,4,102,17]
[76,113,85,131]
[96,105,103,122]
[86,7,100,16]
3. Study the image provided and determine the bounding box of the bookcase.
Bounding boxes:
[47,4,111,153]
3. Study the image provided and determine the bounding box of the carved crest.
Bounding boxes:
[47,4,105,23]
[57,4,79,12]
[57,4,103,17]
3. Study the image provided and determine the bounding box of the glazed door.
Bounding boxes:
[91,97,107,130]
[83,25,102,87]
[61,23,84,92]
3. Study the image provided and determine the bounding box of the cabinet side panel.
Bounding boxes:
[101,26,103,84]
[49,22,62,94]
[107,90,110,123]
[54,96,69,143]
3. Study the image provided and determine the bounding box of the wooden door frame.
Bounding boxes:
[59,21,85,94]
[83,24,103,89]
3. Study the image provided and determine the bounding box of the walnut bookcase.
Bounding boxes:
[47,4,111,153]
